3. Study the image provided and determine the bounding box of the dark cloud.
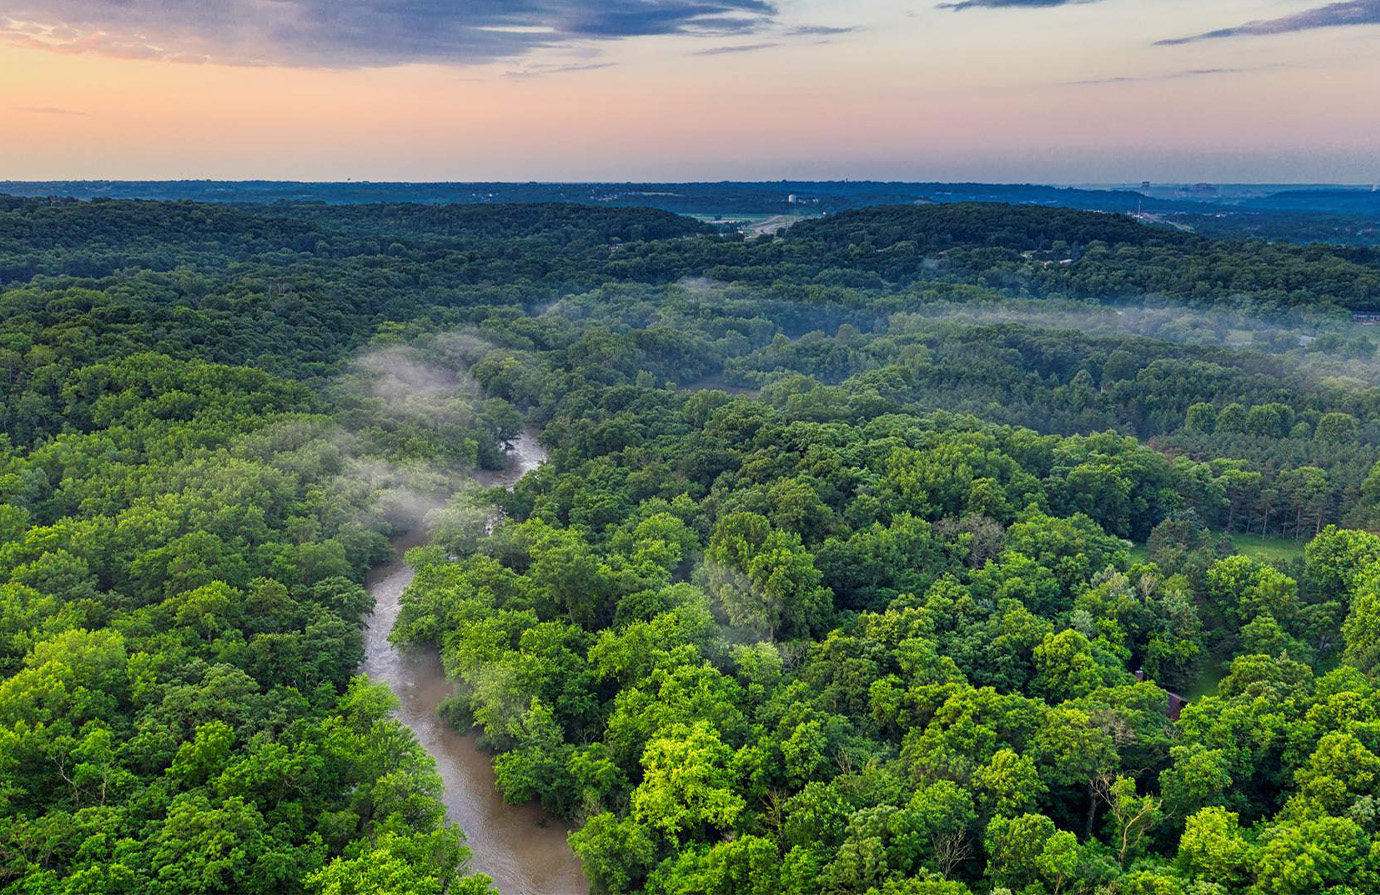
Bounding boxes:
[1070,67,1245,85]
[0,0,778,67]
[938,0,1099,10]
[1157,0,1380,45]
[692,41,777,54]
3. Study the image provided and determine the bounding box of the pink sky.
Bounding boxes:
[3,0,1378,182]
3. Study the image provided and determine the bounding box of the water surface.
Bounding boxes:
[360,431,587,894]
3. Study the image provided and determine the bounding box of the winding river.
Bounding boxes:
[360,431,589,894]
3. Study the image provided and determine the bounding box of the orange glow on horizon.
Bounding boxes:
[3,1,1378,183]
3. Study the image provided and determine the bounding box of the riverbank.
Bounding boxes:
[359,431,587,894]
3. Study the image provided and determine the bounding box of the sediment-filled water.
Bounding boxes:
[360,431,588,894]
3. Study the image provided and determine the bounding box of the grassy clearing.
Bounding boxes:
[687,213,781,224]
[1127,531,1305,566]
[687,212,815,235]
[1230,532,1307,563]
[1184,661,1231,702]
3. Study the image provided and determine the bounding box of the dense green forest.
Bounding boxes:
[3,195,1380,893]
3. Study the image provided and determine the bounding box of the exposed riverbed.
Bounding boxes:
[360,431,588,894]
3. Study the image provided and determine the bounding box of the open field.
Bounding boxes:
[687,212,816,234]
[1129,531,1306,565]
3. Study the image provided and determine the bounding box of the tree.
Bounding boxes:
[704,512,832,640]
[1342,574,1380,676]
[306,829,493,895]
[479,398,524,447]
[525,525,615,628]
[1103,350,1138,384]
[985,813,1084,895]
[569,813,658,894]
[1315,411,1358,442]
[1304,526,1380,605]
[1212,461,1260,534]
[646,835,781,895]
[1031,706,1120,839]
[1215,403,1247,434]
[1097,775,1162,869]
[492,697,578,815]
[1176,807,1252,889]
[631,721,745,839]
[1031,629,1105,703]
[972,748,1046,819]
[144,794,277,894]
[1279,466,1330,539]
[1253,816,1368,895]
[1159,744,1232,821]
[1183,402,1215,434]
[1204,555,1299,629]
[167,720,235,789]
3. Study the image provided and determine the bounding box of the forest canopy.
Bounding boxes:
[3,195,1380,894]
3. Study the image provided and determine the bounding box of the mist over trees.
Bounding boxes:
[3,196,1380,893]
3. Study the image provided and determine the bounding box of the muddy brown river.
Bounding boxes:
[360,431,588,894]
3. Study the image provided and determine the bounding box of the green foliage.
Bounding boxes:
[6,195,1380,894]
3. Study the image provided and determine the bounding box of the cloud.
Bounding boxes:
[0,0,778,68]
[504,61,616,78]
[1157,0,1380,45]
[14,105,87,114]
[692,41,777,54]
[939,0,1100,10]
[1069,67,1246,85]
[784,25,857,35]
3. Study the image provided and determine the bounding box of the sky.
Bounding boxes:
[2,0,1378,183]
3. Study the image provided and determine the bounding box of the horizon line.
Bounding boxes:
[1,178,1375,188]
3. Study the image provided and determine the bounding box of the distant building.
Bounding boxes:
[1353,312,1380,325]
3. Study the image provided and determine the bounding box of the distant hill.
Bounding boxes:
[5,180,1377,247]
[0,179,1223,215]
[784,202,1194,252]
[1245,188,1380,215]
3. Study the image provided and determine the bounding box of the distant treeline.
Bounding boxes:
[4,198,1378,312]
[3,181,1379,246]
